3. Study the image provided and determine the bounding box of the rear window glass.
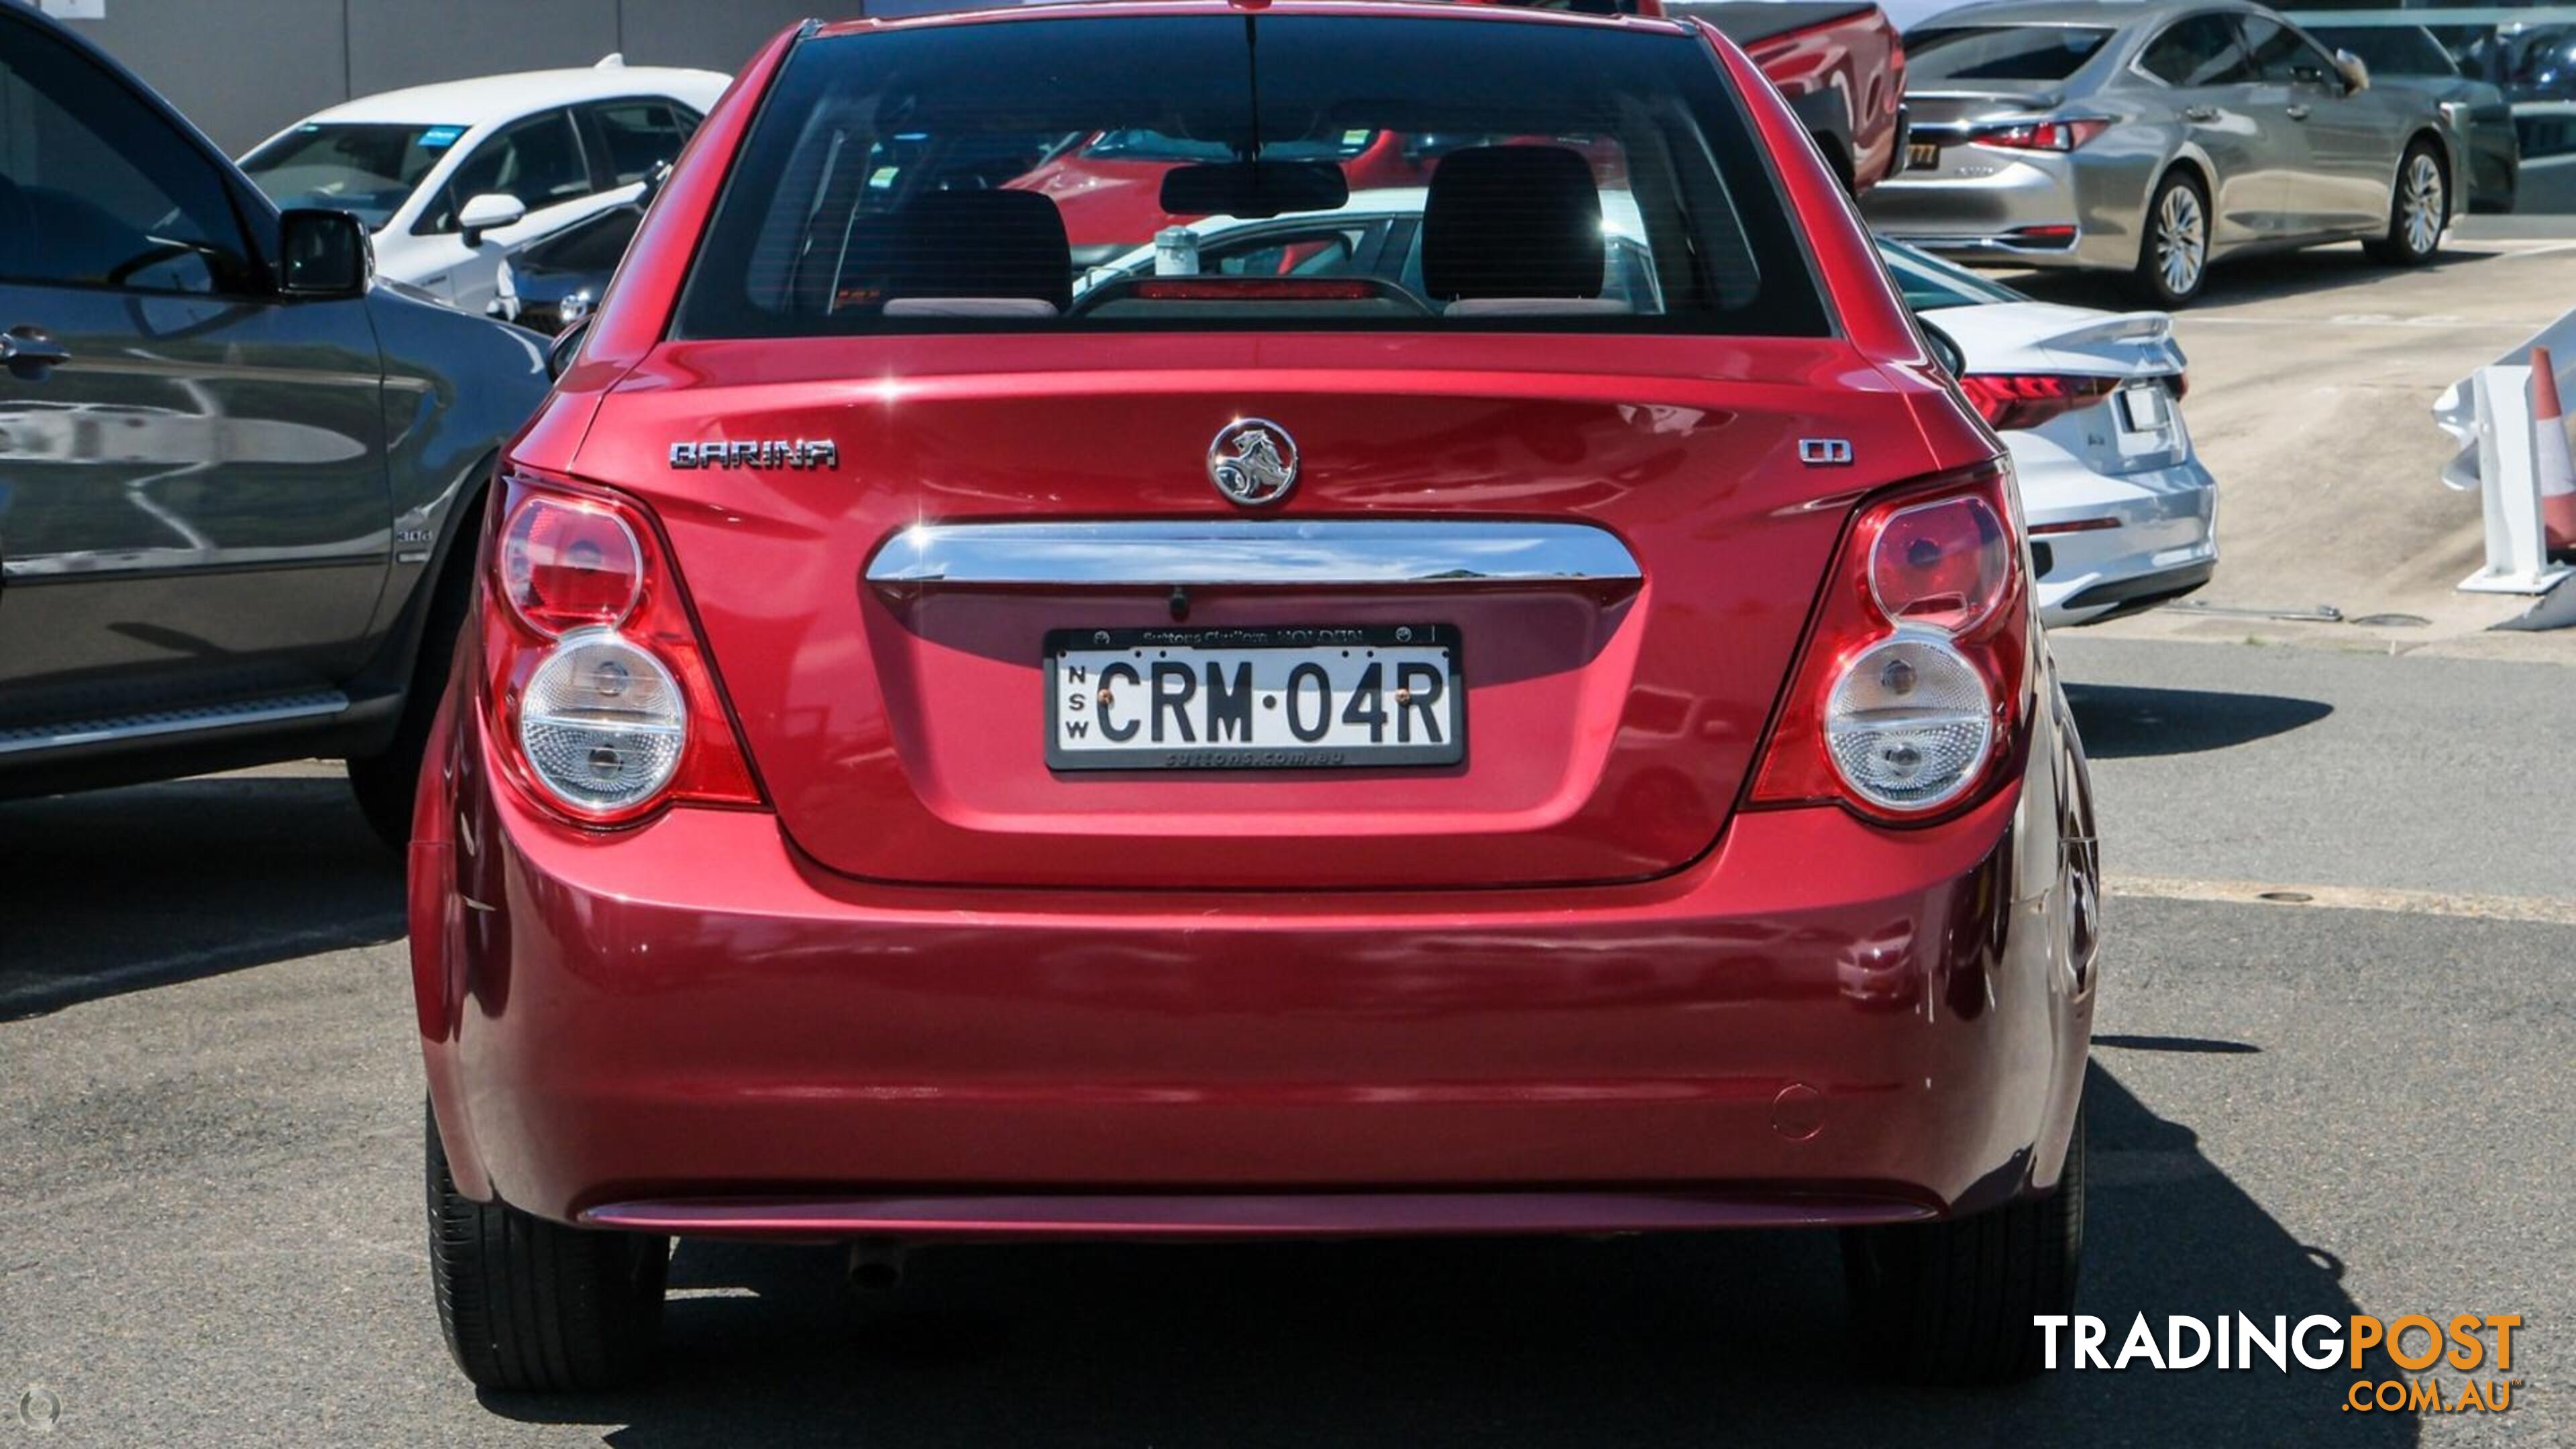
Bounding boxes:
[1904,25,2114,83]
[1879,241,2022,311]
[2310,25,2459,79]
[674,15,1829,337]
[242,122,454,229]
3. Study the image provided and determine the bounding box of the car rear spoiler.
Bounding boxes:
[1904,91,2072,142]
[2035,311,2188,377]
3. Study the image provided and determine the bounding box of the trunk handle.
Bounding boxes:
[865,520,1643,588]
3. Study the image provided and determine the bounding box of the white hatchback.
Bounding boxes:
[1886,241,2220,628]
[241,56,727,315]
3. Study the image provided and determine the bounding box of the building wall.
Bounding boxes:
[38,0,836,154]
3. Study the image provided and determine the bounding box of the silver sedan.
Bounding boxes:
[1862,0,2459,305]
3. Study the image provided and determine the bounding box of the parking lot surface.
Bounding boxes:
[5,623,2567,1446]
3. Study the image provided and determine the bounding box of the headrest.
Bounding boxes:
[1420,146,1604,303]
[881,190,1071,312]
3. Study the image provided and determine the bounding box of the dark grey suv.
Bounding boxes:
[0,5,547,844]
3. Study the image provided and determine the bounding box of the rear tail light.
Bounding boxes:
[479,468,763,825]
[1870,493,2011,633]
[1957,373,2116,431]
[1750,457,2031,822]
[499,494,641,634]
[2004,223,2080,248]
[518,630,688,815]
[1823,635,1996,812]
[1971,118,2110,152]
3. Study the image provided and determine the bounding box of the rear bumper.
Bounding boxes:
[415,704,2095,1236]
[581,1188,1938,1240]
[2055,557,2214,622]
[1876,230,2100,272]
[2019,449,2221,629]
[1862,150,2147,273]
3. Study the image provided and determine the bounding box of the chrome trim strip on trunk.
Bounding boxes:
[864,521,1643,588]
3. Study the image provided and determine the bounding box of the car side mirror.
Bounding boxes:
[458,191,528,247]
[2335,49,2371,92]
[1918,316,1966,380]
[547,315,591,381]
[277,208,372,299]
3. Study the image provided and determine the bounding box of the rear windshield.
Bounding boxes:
[1879,241,2022,311]
[241,121,459,229]
[674,14,1829,337]
[2308,25,2460,79]
[1904,25,2114,83]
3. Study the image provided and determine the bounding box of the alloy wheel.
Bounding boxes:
[2155,183,2206,299]
[2402,152,2444,256]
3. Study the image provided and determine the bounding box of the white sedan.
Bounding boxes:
[1083,197,2218,629]
[241,56,727,315]
[1884,241,2220,627]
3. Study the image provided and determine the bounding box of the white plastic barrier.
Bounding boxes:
[2433,313,2576,595]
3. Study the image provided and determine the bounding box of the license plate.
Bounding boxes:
[2117,380,2171,432]
[1909,142,1943,171]
[1046,625,1463,771]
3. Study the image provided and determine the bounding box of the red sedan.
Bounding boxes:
[410,0,2100,1394]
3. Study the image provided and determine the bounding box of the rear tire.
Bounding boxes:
[2363,141,2446,266]
[1841,1101,2086,1384]
[426,1105,669,1392]
[2127,170,2209,308]
[348,496,484,850]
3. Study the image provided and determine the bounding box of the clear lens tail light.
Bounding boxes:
[479,469,763,826]
[518,629,688,814]
[1750,457,2031,822]
[1823,634,1996,812]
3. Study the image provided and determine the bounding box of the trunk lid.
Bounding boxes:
[578,333,1939,890]
[1903,89,2068,139]
[1942,301,2192,476]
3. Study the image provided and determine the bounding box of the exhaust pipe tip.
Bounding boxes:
[845,1238,907,1295]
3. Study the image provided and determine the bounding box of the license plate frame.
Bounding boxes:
[1043,624,1465,772]
[2116,380,2171,433]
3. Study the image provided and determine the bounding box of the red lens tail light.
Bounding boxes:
[478,468,763,826]
[1957,373,2117,431]
[1971,118,2110,152]
[1870,493,2011,633]
[1750,458,2033,822]
[499,494,643,635]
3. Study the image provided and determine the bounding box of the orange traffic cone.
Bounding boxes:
[2534,346,2576,557]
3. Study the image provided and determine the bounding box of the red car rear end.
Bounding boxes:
[410,0,2098,1395]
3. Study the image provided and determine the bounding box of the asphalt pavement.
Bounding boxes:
[3,630,2568,1446]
